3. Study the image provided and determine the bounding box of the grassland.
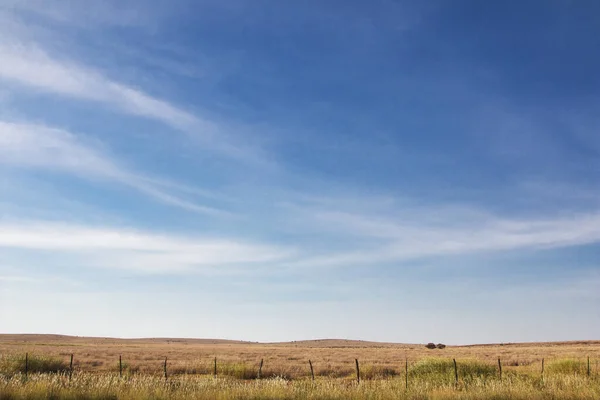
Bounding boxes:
[1,335,599,399]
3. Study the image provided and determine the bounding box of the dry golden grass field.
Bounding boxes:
[1,334,599,378]
[2,335,600,399]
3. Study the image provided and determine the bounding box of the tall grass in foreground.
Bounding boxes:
[1,358,599,400]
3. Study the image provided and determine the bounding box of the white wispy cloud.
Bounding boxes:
[0,221,295,274]
[279,199,600,268]
[0,121,119,175]
[492,270,600,300]
[0,39,258,161]
[0,42,196,128]
[0,120,231,216]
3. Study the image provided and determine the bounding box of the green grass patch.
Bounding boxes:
[547,359,589,375]
[0,353,69,376]
[409,358,498,384]
[218,362,258,379]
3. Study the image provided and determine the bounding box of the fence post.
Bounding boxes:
[355,359,360,384]
[214,357,217,378]
[25,353,28,379]
[69,354,74,380]
[541,358,544,382]
[119,355,122,378]
[588,357,590,378]
[453,359,458,385]
[498,357,502,381]
[308,359,315,381]
[405,358,408,389]
[164,357,168,381]
[258,359,263,379]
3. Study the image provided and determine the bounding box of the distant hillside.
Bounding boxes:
[0,334,252,345]
[1,334,598,348]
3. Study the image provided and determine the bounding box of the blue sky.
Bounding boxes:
[1,0,599,344]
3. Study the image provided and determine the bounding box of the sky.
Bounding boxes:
[1,0,599,345]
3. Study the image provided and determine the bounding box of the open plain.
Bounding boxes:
[1,335,600,399]
[1,334,599,378]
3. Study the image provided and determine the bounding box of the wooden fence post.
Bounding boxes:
[405,358,408,389]
[164,357,168,381]
[69,354,74,380]
[119,355,122,378]
[308,359,315,381]
[25,353,28,379]
[588,356,590,378]
[355,359,360,384]
[258,359,263,379]
[498,357,502,381]
[541,358,544,382]
[214,357,217,378]
[453,359,458,385]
